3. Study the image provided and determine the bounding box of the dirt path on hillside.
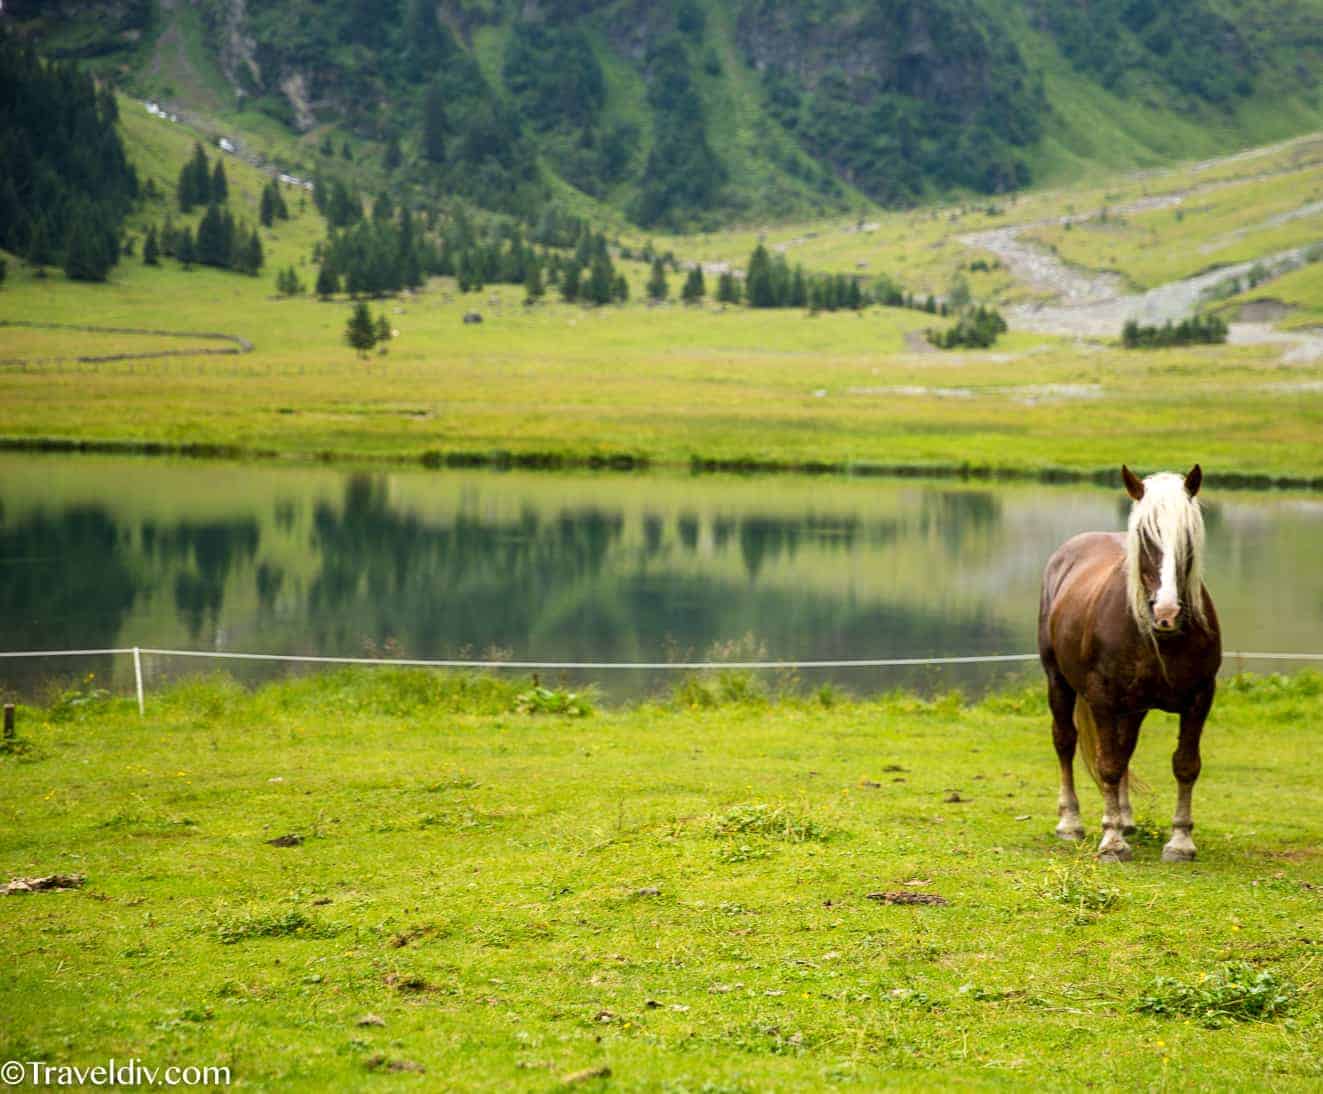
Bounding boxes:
[960,186,1323,363]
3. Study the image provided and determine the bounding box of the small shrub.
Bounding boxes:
[47,673,112,722]
[1133,962,1294,1027]
[928,306,1007,349]
[513,685,595,717]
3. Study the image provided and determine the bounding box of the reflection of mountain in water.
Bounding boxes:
[302,476,1013,659]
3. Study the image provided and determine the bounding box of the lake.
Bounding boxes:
[2,453,1320,700]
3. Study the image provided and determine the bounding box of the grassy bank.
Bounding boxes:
[3,264,1323,480]
[1,670,1320,1089]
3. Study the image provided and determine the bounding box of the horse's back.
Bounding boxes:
[1038,532,1125,662]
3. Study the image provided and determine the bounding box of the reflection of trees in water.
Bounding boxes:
[919,490,1002,555]
[0,508,137,662]
[142,517,260,638]
[302,476,1011,658]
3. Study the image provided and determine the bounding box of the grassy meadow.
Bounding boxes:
[2,105,1323,480]
[1,669,1320,1089]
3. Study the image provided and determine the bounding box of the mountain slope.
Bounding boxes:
[10,0,1323,228]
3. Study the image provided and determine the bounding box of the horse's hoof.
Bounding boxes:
[1056,826,1085,842]
[1097,845,1132,863]
[1161,844,1196,864]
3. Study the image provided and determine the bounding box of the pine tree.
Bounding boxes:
[745,244,773,307]
[613,273,630,303]
[681,266,705,304]
[524,261,544,302]
[211,160,228,204]
[716,271,741,304]
[177,227,195,269]
[345,300,377,358]
[790,267,807,308]
[375,314,392,345]
[196,204,225,267]
[646,258,668,302]
[178,143,211,212]
[384,135,402,171]
[243,229,264,275]
[260,184,276,228]
[64,212,109,282]
[586,251,614,305]
[143,225,160,266]
[560,261,581,303]
[316,262,339,298]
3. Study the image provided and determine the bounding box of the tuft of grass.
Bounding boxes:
[215,909,341,945]
[1133,962,1295,1027]
[1040,860,1121,924]
[708,802,831,843]
[673,670,767,709]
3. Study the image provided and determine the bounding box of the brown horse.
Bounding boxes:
[1038,465,1221,862]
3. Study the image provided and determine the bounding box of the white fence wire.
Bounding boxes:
[2,645,1322,717]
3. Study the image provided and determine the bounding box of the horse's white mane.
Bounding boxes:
[1125,472,1207,634]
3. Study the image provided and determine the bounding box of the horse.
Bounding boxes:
[1038,464,1221,862]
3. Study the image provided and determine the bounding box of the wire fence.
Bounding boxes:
[1,645,1321,717]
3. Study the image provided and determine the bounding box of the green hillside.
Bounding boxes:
[10,0,1323,229]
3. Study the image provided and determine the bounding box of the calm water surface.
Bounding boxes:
[2,454,1320,698]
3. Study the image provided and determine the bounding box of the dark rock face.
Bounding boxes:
[735,0,1015,126]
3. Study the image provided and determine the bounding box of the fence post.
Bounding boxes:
[133,647,145,717]
[3,704,13,740]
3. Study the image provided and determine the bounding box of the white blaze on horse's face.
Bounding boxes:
[1152,542,1181,631]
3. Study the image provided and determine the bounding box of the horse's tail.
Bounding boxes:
[1072,696,1149,794]
[1073,696,1101,788]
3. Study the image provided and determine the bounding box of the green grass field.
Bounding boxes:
[1,669,1320,1089]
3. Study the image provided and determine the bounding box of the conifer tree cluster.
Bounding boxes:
[743,244,864,311]
[1121,314,1228,349]
[318,195,425,298]
[141,212,263,276]
[0,34,139,281]
[275,266,304,296]
[259,180,290,228]
[928,306,1008,349]
[177,143,228,213]
[548,229,629,306]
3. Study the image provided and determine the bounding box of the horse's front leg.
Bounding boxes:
[1117,772,1135,836]
[1045,665,1084,840]
[1097,708,1144,862]
[1164,685,1214,864]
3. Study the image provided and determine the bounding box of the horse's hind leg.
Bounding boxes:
[1164,685,1214,864]
[1045,665,1084,840]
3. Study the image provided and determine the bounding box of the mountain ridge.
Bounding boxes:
[10,0,1323,229]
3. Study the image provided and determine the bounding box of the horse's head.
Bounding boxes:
[1121,464,1206,635]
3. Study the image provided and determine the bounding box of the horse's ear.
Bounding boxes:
[1121,464,1145,501]
[1185,464,1203,497]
